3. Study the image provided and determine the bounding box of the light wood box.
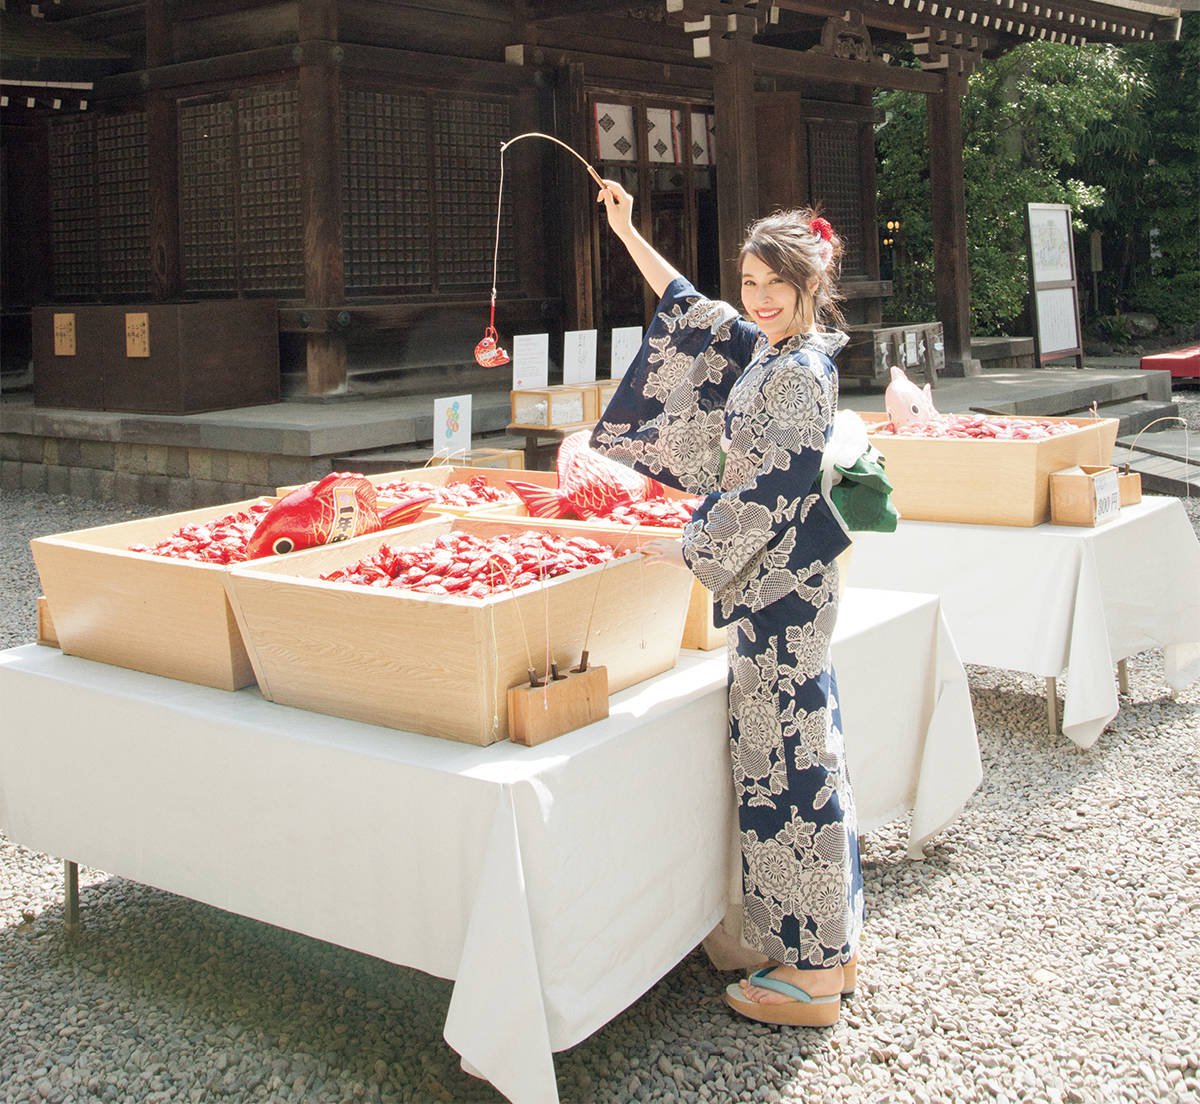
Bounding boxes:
[860,413,1119,526]
[222,516,695,745]
[30,499,275,690]
[511,385,591,428]
[1049,465,1121,527]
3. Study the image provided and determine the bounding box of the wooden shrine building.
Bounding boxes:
[0,0,1182,406]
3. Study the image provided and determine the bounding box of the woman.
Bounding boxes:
[590,179,863,1028]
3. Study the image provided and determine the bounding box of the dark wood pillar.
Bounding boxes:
[927,75,980,376]
[298,0,347,395]
[557,62,594,331]
[711,31,760,304]
[145,0,180,300]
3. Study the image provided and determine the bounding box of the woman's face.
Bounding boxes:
[741,253,802,346]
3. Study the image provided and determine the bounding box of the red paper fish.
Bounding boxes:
[507,430,665,520]
[246,473,432,558]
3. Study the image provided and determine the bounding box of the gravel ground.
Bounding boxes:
[2,395,1198,1104]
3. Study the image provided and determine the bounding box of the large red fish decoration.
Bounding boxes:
[507,430,665,520]
[246,473,432,558]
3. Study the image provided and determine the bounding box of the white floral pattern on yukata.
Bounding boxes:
[591,276,863,970]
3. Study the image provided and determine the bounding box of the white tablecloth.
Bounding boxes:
[850,497,1200,748]
[0,587,979,1104]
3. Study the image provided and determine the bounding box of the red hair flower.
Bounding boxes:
[810,217,834,242]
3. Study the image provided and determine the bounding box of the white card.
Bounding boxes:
[512,333,550,390]
[562,329,598,385]
[610,326,643,379]
[1093,469,1120,525]
[433,394,472,461]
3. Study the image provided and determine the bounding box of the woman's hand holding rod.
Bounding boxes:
[596,179,682,300]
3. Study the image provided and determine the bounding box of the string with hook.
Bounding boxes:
[476,132,607,369]
[1125,416,1193,500]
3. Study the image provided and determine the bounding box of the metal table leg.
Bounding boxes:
[1045,676,1059,735]
[64,860,79,936]
[1117,658,1130,695]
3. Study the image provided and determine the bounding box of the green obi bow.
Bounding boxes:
[830,444,899,533]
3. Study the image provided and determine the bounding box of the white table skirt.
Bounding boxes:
[850,497,1200,749]
[0,587,979,1104]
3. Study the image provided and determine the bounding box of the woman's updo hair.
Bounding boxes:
[739,208,846,331]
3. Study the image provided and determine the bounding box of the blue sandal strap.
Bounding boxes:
[747,968,840,1005]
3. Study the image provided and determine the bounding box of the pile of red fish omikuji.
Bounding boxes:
[373,475,517,508]
[127,503,273,564]
[871,414,1083,440]
[321,529,629,597]
[603,498,701,528]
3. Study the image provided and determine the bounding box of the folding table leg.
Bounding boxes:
[1117,658,1130,695]
[1045,677,1059,735]
[64,860,80,937]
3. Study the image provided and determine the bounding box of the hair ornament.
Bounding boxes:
[809,217,834,242]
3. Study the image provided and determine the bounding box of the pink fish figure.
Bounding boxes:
[507,430,665,520]
[245,473,432,558]
[885,365,940,429]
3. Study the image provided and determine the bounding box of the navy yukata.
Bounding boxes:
[591,276,865,969]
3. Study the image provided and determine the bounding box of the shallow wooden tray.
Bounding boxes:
[222,516,695,744]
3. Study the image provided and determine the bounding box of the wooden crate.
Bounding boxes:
[30,499,275,690]
[860,414,1119,526]
[222,517,695,745]
[511,385,592,428]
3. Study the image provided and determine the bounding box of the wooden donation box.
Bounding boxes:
[32,301,280,413]
[840,322,944,385]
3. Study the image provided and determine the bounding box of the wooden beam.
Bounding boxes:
[711,31,760,302]
[927,77,978,377]
[749,41,944,94]
[298,1,346,395]
[557,62,595,331]
[524,0,638,21]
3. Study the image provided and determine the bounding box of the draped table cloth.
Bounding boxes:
[0,587,979,1104]
[848,497,1200,749]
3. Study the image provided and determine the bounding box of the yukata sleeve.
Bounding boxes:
[590,275,761,495]
[681,350,849,614]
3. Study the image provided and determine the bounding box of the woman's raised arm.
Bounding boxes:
[596,178,682,300]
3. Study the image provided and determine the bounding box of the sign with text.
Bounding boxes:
[125,312,150,358]
[433,394,472,461]
[1026,203,1083,368]
[610,326,643,379]
[563,329,598,384]
[53,313,76,357]
[512,333,549,391]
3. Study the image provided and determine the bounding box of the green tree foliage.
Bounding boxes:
[875,21,1197,336]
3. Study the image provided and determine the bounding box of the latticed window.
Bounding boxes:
[49,113,151,299]
[340,87,514,295]
[178,85,303,296]
[808,122,865,278]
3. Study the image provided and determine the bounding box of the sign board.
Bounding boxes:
[610,326,643,380]
[1026,203,1083,369]
[53,313,76,357]
[433,394,472,461]
[562,329,598,384]
[125,312,150,358]
[512,333,549,390]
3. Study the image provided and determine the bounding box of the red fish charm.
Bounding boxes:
[246,473,432,558]
[507,430,664,520]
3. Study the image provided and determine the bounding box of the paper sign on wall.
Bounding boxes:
[562,330,598,384]
[610,326,643,379]
[53,313,76,357]
[512,333,550,390]
[125,313,150,358]
[433,394,472,461]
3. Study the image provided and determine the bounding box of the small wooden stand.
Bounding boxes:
[36,596,59,648]
[508,665,609,746]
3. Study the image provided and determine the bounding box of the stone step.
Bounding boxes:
[1096,399,1180,437]
[970,374,1155,417]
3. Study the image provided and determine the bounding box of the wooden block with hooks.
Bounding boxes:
[508,664,609,746]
